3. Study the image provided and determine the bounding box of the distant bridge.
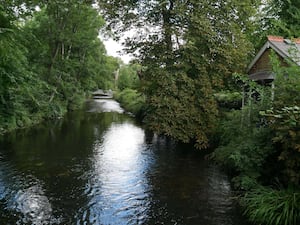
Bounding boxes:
[92,89,113,99]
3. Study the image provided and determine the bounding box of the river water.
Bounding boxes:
[0,99,248,225]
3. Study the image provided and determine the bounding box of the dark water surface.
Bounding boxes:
[0,99,248,225]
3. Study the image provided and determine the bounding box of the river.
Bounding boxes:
[0,99,248,224]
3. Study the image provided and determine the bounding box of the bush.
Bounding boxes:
[213,54,300,225]
[213,104,274,187]
[214,91,242,109]
[261,106,300,186]
[115,88,146,117]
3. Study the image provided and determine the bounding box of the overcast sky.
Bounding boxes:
[102,38,133,64]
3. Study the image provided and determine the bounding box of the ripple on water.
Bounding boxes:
[0,99,249,225]
[0,169,61,224]
[86,99,124,113]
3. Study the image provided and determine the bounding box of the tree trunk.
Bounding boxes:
[162,0,174,52]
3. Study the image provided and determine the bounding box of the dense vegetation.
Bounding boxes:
[213,1,300,224]
[0,0,118,133]
[214,56,300,225]
[114,63,146,117]
[99,0,256,148]
[99,0,300,224]
[1,0,300,224]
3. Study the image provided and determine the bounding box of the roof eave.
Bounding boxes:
[247,41,289,73]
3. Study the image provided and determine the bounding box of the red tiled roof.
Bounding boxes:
[267,35,284,42]
[247,35,300,73]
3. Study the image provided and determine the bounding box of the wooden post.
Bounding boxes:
[241,85,245,128]
[271,82,275,101]
[242,85,245,109]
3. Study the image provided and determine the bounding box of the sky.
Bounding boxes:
[102,38,133,64]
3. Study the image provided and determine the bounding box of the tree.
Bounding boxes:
[23,0,115,109]
[98,0,259,148]
[0,0,118,131]
[255,0,300,45]
[0,2,54,130]
[272,0,300,37]
[117,63,140,90]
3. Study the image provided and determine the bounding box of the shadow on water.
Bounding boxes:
[0,99,250,225]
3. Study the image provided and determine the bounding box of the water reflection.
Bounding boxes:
[78,122,152,224]
[86,99,124,113]
[0,99,249,225]
[139,136,245,225]
[0,160,57,224]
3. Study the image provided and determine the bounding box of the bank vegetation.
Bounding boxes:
[1,0,300,224]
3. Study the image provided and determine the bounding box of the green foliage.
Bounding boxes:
[270,0,300,37]
[0,1,119,133]
[0,4,51,132]
[214,91,242,109]
[215,51,300,225]
[23,1,118,106]
[214,91,242,103]
[214,79,300,225]
[213,72,280,190]
[143,67,218,149]
[270,51,300,108]
[91,55,119,90]
[214,107,274,189]
[261,106,300,186]
[117,64,141,90]
[115,88,145,117]
[259,53,300,186]
[253,0,300,50]
[99,0,259,149]
[242,186,300,225]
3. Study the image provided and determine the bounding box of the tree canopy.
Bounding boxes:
[98,0,260,148]
[0,0,119,132]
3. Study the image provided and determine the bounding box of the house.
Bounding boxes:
[247,35,300,84]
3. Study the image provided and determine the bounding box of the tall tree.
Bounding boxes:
[0,2,52,130]
[117,63,141,90]
[256,0,300,44]
[0,0,118,131]
[273,0,300,37]
[98,0,258,148]
[23,0,115,109]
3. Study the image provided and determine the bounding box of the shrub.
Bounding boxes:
[213,105,274,188]
[115,88,146,117]
[261,106,300,186]
[214,91,242,109]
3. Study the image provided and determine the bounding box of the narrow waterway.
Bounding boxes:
[0,99,248,225]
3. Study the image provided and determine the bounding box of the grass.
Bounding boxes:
[241,186,299,225]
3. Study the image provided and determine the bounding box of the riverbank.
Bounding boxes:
[213,105,300,225]
[114,88,146,119]
[0,92,89,135]
[115,89,300,225]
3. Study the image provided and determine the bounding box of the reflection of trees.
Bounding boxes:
[0,104,130,223]
[1,109,130,170]
[144,129,154,144]
[143,139,244,225]
[0,103,246,224]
